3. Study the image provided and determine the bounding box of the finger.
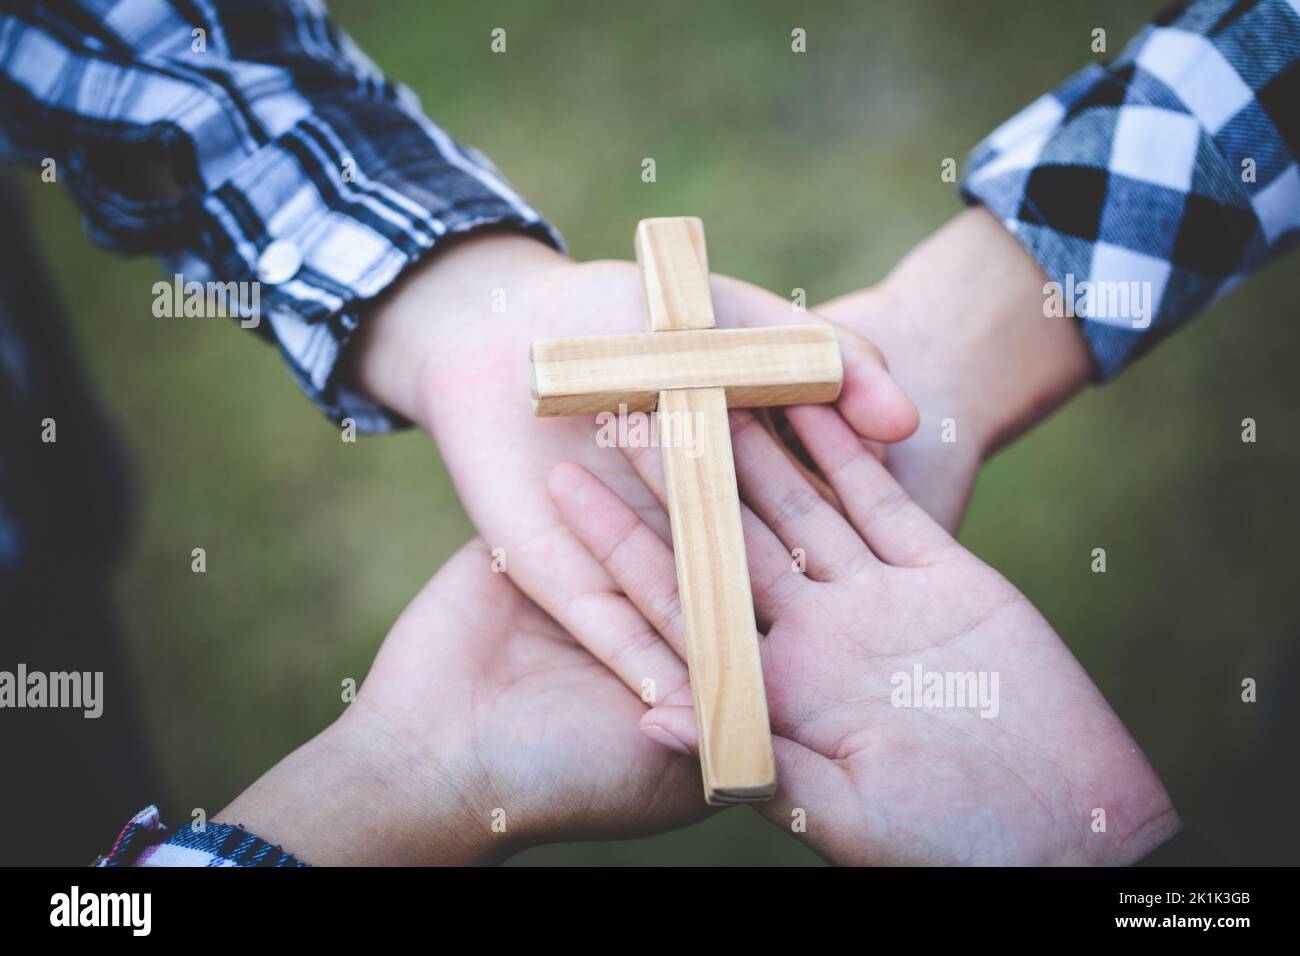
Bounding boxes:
[507,538,690,705]
[619,424,805,631]
[640,705,699,754]
[830,324,920,444]
[729,409,872,579]
[549,462,689,660]
[786,404,956,567]
[501,470,690,699]
[758,408,844,508]
[710,275,918,443]
[881,436,978,535]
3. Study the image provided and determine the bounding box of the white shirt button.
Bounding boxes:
[257,239,302,285]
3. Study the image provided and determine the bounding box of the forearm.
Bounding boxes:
[879,207,1093,461]
[213,707,506,867]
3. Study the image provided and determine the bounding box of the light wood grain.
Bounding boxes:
[531,325,842,416]
[658,386,776,803]
[634,217,716,332]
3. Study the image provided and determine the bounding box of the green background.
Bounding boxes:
[10,0,1297,864]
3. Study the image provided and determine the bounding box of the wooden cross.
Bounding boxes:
[530,217,842,804]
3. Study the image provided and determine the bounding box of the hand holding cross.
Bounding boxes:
[530,218,842,804]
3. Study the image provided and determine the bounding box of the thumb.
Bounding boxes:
[639,705,699,756]
[709,275,918,444]
[830,323,920,444]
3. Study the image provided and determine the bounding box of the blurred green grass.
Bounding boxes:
[9,0,1298,864]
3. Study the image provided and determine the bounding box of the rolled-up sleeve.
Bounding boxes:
[0,0,562,430]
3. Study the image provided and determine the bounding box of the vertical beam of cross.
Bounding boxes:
[635,217,775,803]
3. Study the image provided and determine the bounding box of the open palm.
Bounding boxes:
[551,405,1179,865]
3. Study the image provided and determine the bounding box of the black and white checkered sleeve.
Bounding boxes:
[962,0,1300,378]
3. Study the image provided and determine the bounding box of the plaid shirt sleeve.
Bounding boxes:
[961,0,1300,378]
[0,0,562,431]
[95,805,309,867]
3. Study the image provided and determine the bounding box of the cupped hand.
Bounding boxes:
[549,404,1178,865]
[349,538,710,858]
[217,539,706,865]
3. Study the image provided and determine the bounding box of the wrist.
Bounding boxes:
[213,703,508,866]
[348,232,569,428]
[878,207,1094,462]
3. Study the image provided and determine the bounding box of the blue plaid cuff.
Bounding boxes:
[962,0,1300,379]
[95,805,308,868]
[174,95,564,433]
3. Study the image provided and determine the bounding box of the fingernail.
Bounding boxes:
[642,724,690,755]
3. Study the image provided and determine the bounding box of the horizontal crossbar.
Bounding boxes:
[530,324,842,417]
